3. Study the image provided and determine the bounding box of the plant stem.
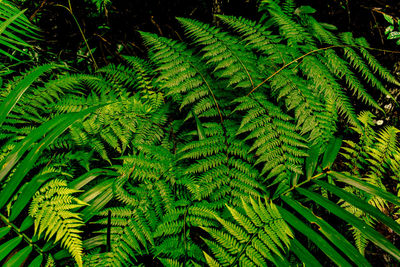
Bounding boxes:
[0,213,43,254]
[59,0,98,70]
[273,172,327,200]
[247,44,400,96]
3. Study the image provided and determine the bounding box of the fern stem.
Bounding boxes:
[183,207,188,266]
[189,62,224,123]
[0,213,44,254]
[57,0,98,70]
[231,231,258,266]
[106,210,111,252]
[248,44,400,96]
[248,45,349,96]
[274,172,327,200]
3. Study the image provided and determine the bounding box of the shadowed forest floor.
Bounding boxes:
[20,0,400,68]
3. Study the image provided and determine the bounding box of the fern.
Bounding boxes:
[217,14,336,144]
[233,92,308,194]
[142,30,266,207]
[177,17,262,90]
[87,0,112,13]
[340,111,400,252]
[0,0,40,60]
[2,1,400,266]
[29,179,87,267]
[203,198,293,266]
[93,206,155,265]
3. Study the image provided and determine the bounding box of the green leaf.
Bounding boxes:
[192,110,206,140]
[305,144,321,179]
[281,195,371,266]
[278,206,352,266]
[388,31,400,40]
[0,236,22,262]
[0,113,68,183]
[0,64,56,128]
[383,14,394,25]
[3,245,32,267]
[315,179,400,236]
[290,238,322,267]
[320,22,338,30]
[294,6,316,15]
[0,227,11,239]
[28,254,43,267]
[20,216,34,232]
[204,252,221,267]
[69,168,118,190]
[297,187,400,261]
[0,9,26,35]
[9,172,54,221]
[385,25,395,35]
[329,171,400,207]
[0,105,105,209]
[80,180,114,222]
[321,137,342,169]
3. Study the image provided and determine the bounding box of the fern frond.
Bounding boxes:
[300,55,361,129]
[219,15,335,144]
[140,31,222,120]
[29,179,87,267]
[180,126,265,207]
[260,0,313,45]
[355,37,400,86]
[177,17,261,90]
[216,15,279,51]
[203,198,293,266]
[234,92,308,193]
[0,0,40,60]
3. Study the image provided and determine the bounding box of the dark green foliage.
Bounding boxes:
[0,0,39,61]
[1,1,400,266]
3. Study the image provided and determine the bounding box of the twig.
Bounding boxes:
[150,16,163,36]
[370,9,385,46]
[247,44,400,96]
[56,0,98,70]
[29,0,48,21]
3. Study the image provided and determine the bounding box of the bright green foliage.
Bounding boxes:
[1,0,400,266]
[0,0,39,61]
[203,198,293,266]
[29,179,87,267]
[89,0,112,12]
[233,92,308,195]
[382,12,400,46]
[340,111,400,254]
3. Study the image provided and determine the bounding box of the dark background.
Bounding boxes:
[18,0,400,69]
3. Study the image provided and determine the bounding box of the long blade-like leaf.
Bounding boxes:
[27,254,43,267]
[81,180,114,222]
[290,238,322,267]
[321,136,342,169]
[0,105,104,209]
[0,226,11,239]
[278,206,352,267]
[0,236,22,262]
[0,64,56,127]
[329,171,400,207]
[282,195,371,266]
[0,113,68,182]
[3,245,32,267]
[69,168,118,190]
[305,143,321,179]
[297,187,400,261]
[9,172,55,221]
[315,179,400,235]
[0,9,26,36]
